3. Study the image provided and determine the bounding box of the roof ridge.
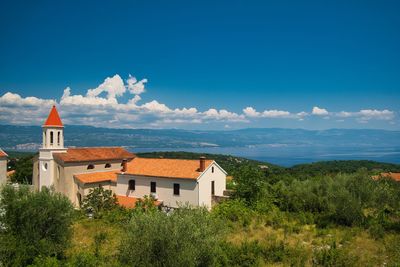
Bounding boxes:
[0,148,8,157]
[43,105,63,127]
[67,146,127,149]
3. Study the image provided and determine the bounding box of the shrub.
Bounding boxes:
[81,187,118,218]
[312,242,358,267]
[212,199,254,227]
[119,207,224,267]
[66,252,98,267]
[27,256,61,267]
[0,185,74,266]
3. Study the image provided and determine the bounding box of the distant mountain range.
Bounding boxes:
[1,125,399,166]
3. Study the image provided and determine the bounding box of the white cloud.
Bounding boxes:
[203,109,246,122]
[243,107,306,119]
[127,74,147,95]
[336,109,394,121]
[243,107,260,117]
[262,110,291,118]
[0,74,396,128]
[0,92,55,107]
[312,106,329,116]
[358,109,394,120]
[86,74,126,99]
[141,100,171,113]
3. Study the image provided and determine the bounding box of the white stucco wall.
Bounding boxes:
[116,174,199,208]
[0,158,7,185]
[198,162,226,208]
[33,156,124,206]
[61,161,122,206]
[116,161,226,209]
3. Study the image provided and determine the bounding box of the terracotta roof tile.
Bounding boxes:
[53,147,135,164]
[0,149,7,158]
[378,172,400,182]
[125,157,213,179]
[116,195,161,209]
[74,171,118,184]
[44,105,63,127]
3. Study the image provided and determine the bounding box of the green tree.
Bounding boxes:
[134,194,158,212]
[81,186,118,218]
[11,155,34,184]
[232,164,270,207]
[0,185,74,266]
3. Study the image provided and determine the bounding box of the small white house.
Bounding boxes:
[115,157,227,209]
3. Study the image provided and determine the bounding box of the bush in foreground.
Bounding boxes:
[119,207,225,267]
[0,185,74,266]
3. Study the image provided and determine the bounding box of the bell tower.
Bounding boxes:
[39,105,66,188]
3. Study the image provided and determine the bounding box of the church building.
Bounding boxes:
[33,106,227,209]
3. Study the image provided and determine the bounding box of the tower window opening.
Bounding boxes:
[57,131,60,146]
[50,131,54,145]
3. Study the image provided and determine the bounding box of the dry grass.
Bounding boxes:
[66,218,124,259]
[226,219,395,267]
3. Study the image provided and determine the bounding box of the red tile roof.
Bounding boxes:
[53,147,135,164]
[43,105,63,127]
[116,195,161,209]
[74,171,118,184]
[124,157,214,179]
[0,149,7,158]
[374,172,400,182]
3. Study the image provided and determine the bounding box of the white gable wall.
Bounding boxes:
[116,174,199,208]
[0,158,7,185]
[198,162,226,208]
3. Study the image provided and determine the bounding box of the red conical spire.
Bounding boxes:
[43,105,63,127]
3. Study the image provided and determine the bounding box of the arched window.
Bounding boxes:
[57,131,60,146]
[212,166,214,173]
[128,180,135,190]
[105,163,111,168]
[87,164,95,170]
[57,166,61,180]
[50,131,54,145]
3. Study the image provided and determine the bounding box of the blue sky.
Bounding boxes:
[0,0,399,130]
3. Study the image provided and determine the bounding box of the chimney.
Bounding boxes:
[121,159,128,172]
[199,156,206,172]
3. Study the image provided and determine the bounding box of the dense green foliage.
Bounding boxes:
[286,160,400,178]
[119,207,224,267]
[0,185,74,266]
[81,187,118,218]
[8,154,34,184]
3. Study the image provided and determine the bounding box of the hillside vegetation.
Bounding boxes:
[1,151,400,266]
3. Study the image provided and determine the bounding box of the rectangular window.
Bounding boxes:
[211,181,215,195]
[173,183,180,195]
[128,180,135,190]
[151,182,156,193]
